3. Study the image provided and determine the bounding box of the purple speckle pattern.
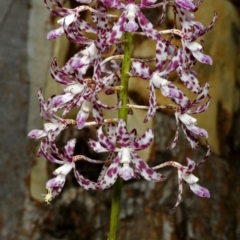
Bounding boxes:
[30,0,217,208]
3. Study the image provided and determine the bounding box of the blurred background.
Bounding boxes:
[0,0,240,239]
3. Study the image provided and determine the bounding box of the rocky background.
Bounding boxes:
[0,0,240,239]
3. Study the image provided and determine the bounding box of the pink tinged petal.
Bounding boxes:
[74,169,99,190]
[124,19,138,32]
[119,163,134,180]
[116,119,130,147]
[76,109,89,129]
[89,138,109,152]
[175,0,196,11]
[76,100,92,129]
[63,138,76,160]
[192,51,213,65]
[51,93,74,111]
[189,183,210,198]
[46,174,66,197]
[133,129,153,151]
[132,153,166,182]
[185,123,208,138]
[28,129,46,139]
[97,126,116,151]
[97,156,120,190]
[47,27,64,40]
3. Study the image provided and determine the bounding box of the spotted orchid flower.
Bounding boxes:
[169,82,210,150]
[60,2,115,78]
[174,3,218,66]
[131,60,190,122]
[104,0,166,44]
[42,138,99,203]
[89,120,166,189]
[49,58,121,129]
[44,0,108,40]
[153,143,211,211]
[28,89,68,156]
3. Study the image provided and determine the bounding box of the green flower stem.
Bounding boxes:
[107,32,133,240]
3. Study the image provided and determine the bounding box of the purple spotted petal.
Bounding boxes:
[106,123,118,143]
[191,82,210,106]
[196,141,211,167]
[129,128,137,144]
[133,129,153,151]
[168,112,180,150]
[170,171,183,212]
[118,164,135,181]
[97,126,116,151]
[92,103,104,125]
[192,51,213,65]
[185,123,208,138]
[47,27,64,40]
[74,169,99,190]
[97,153,116,181]
[50,58,75,85]
[189,183,210,198]
[28,129,46,139]
[177,67,200,93]
[51,93,74,111]
[175,0,196,11]
[97,156,120,190]
[124,19,139,32]
[144,83,156,123]
[116,119,130,147]
[186,158,196,172]
[88,139,108,153]
[182,125,199,149]
[132,153,166,182]
[76,109,89,129]
[63,139,76,161]
[46,174,66,197]
[130,60,152,79]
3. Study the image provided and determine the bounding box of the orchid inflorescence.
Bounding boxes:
[29,0,217,212]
